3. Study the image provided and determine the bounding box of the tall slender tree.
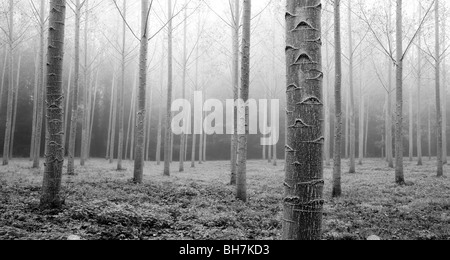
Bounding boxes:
[117,0,127,171]
[434,0,444,177]
[2,0,14,166]
[395,0,405,184]
[10,55,21,158]
[417,3,423,166]
[40,0,67,209]
[347,0,356,173]
[236,0,251,202]
[333,0,343,198]
[179,2,188,172]
[283,0,324,240]
[80,0,90,166]
[441,3,447,165]
[164,0,174,176]
[133,0,149,184]
[230,0,240,185]
[67,0,81,174]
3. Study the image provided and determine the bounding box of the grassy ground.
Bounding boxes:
[0,158,449,240]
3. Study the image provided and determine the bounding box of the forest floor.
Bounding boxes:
[0,158,449,240]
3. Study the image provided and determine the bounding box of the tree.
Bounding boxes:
[67,0,82,175]
[164,0,174,176]
[348,0,356,173]
[40,0,67,209]
[9,55,21,158]
[133,0,149,184]
[2,0,14,166]
[333,0,343,198]
[434,0,443,177]
[283,0,324,240]
[230,0,240,185]
[236,0,251,202]
[416,3,423,166]
[179,1,188,172]
[80,0,90,166]
[117,0,127,171]
[394,0,405,184]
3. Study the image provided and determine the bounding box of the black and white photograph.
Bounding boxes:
[0,0,449,243]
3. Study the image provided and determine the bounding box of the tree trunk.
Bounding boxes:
[126,73,137,160]
[110,74,118,163]
[236,0,251,203]
[40,0,67,209]
[348,1,356,173]
[409,86,413,161]
[387,57,394,168]
[0,47,7,115]
[30,53,38,160]
[3,0,14,166]
[442,9,447,165]
[333,0,343,198]
[62,64,72,153]
[164,0,173,176]
[230,0,240,185]
[345,84,349,159]
[435,0,444,177]
[324,14,331,166]
[429,104,432,160]
[87,71,98,158]
[106,73,115,160]
[10,55,21,158]
[203,129,207,162]
[67,0,81,174]
[179,3,188,172]
[417,5,423,166]
[80,0,89,166]
[364,97,369,157]
[283,0,324,240]
[117,0,126,171]
[133,0,149,184]
[358,91,364,165]
[156,55,164,166]
[395,0,405,184]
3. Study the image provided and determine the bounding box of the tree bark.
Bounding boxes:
[333,0,343,198]
[126,73,137,160]
[87,70,98,158]
[110,74,118,163]
[179,2,188,171]
[348,1,356,173]
[40,0,67,209]
[435,0,444,177]
[62,64,72,153]
[67,0,81,174]
[0,47,7,116]
[80,0,89,166]
[283,0,324,240]
[10,55,21,158]
[442,8,447,165]
[230,0,240,185]
[106,73,115,160]
[133,0,149,184]
[409,86,413,161]
[30,53,38,160]
[3,0,14,166]
[164,0,173,176]
[236,0,251,203]
[324,13,331,166]
[417,4,423,166]
[429,104,432,160]
[395,0,405,184]
[117,0,127,171]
